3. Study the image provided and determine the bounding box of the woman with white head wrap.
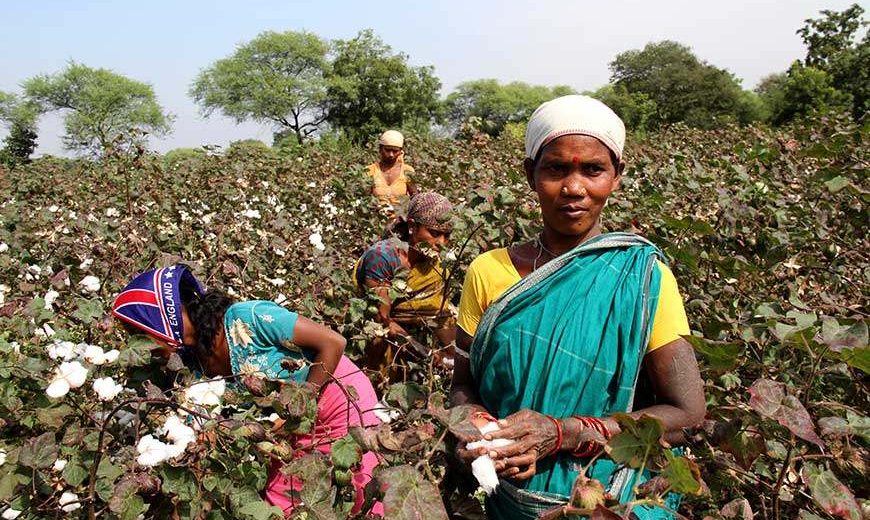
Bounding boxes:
[451,95,705,518]
[367,129,418,211]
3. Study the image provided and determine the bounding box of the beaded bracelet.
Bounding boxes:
[545,416,563,457]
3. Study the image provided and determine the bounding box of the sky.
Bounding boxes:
[0,0,863,156]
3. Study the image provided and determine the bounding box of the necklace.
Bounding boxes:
[532,233,557,271]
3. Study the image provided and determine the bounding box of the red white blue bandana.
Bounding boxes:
[111,265,204,346]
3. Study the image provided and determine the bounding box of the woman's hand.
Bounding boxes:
[483,409,559,480]
[451,405,496,466]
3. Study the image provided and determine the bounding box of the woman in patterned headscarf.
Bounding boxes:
[355,191,455,386]
[112,264,382,517]
[450,96,705,519]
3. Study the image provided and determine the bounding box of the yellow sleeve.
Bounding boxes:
[457,249,522,337]
[648,261,691,351]
[457,256,489,337]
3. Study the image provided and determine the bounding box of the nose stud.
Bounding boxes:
[560,186,568,195]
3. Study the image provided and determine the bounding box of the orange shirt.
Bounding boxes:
[367,162,414,206]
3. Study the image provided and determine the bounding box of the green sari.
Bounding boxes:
[470,233,678,519]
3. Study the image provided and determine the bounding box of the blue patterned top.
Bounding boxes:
[222,301,313,382]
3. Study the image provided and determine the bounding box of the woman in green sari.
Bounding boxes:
[450,95,705,519]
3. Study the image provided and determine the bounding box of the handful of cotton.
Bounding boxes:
[465,421,514,495]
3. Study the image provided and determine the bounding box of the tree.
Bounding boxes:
[23,62,171,155]
[445,80,575,136]
[757,62,852,125]
[326,30,442,143]
[798,4,868,118]
[586,84,658,133]
[190,31,331,144]
[609,41,759,128]
[0,91,38,165]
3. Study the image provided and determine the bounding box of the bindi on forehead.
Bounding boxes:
[572,156,580,166]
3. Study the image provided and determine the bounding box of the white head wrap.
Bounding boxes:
[378,130,405,148]
[525,95,625,161]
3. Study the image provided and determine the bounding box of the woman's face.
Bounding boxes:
[147,306,196,359]
[379,145,402,165]
[524,134,623,241]
[409,222,450,253]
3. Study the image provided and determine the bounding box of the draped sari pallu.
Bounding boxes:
[470,233,679,519]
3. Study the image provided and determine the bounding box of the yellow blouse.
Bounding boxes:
[367,162,414,205]
[457,248,690,352]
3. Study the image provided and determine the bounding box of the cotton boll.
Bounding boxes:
[92,377,123,401]
[47,340,77,361]
[78,275,101,293]
[52,458,68,472]
[83,344,107,364]
[44,290,60,310]
[0,449,6,466]
[184,379,225,406]
[136,435,170,467]
[59,491,81,512]
[47,361,89,398]
[466,421,515,495]
[2,508,22,519]
[102,349,120,363]
[162,415,196,446]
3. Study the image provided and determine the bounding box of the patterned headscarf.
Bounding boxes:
[378,130,405,148]
[112,264,205,346]
[407,192,453,232]
[525,95,626,161]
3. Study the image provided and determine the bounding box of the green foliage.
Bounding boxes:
[445,79,575,137]
[190,30,331,144]
[326,30,442,143]
[23,62,171,156]
[586,84,658,133]
[797,4,869,119]
[0,91,39,166]
[0,115,866,518]
[758,62,853,124]
[610,40,761,128]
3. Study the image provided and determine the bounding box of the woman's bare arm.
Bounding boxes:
[291,316,345,389]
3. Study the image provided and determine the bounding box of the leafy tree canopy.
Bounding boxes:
[326,29,442,144]
[797,3,868,118]
[586,84,658,133]
[445,79,575,137]
[609,40,760,129]
[23,62,171,155]
[190,30,331,144]
[0,90,40,165]
[757,62,852,125]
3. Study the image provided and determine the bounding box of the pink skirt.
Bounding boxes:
[264,356,384,516]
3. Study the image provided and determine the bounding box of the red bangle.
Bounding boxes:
[571,416,611,458]
[545,416,563,457]
[473,411,497,423]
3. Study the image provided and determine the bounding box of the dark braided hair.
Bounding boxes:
[179,279,234,362]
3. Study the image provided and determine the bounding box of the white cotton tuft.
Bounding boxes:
[59,491,80,512]
[466,421,515,495]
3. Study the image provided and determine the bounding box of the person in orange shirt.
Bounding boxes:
[367,130,418,211]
